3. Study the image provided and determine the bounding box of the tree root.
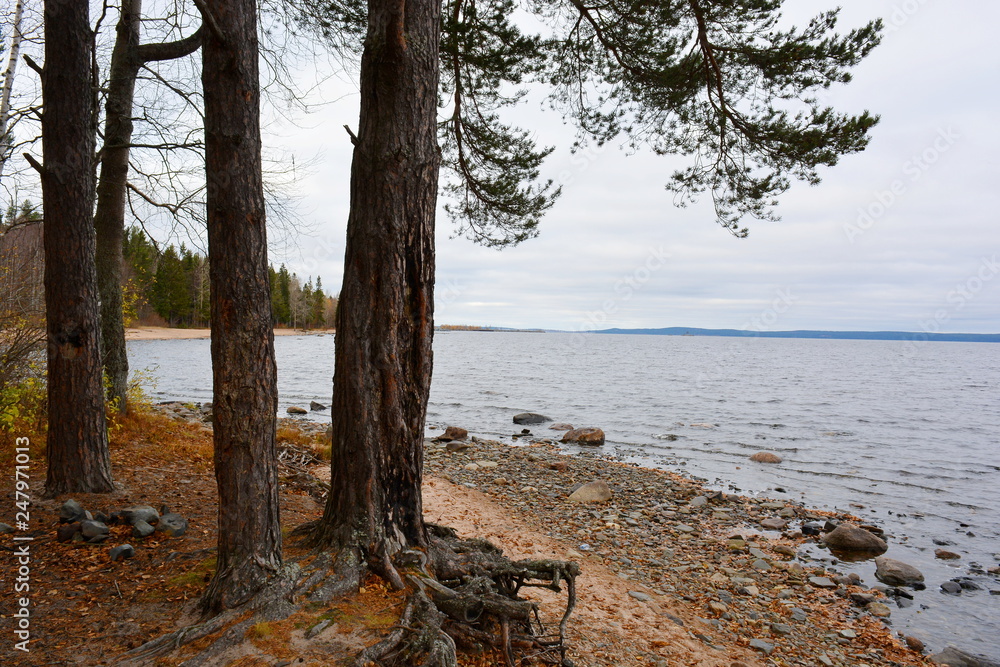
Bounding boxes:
[121,525,578,667]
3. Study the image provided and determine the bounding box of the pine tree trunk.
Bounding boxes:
[199,0,282,613]
[313,0,441,562]
[40,0,114,496]
[94,0,142,414]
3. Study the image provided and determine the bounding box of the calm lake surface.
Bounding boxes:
[128,331,1000,659]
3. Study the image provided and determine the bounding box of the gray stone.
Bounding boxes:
[445,440,472,452]
[770,623,793,636]
[549,423,574,430]
[809,576,838,589]
[790,608,808,622]
[761,517,788,530]
[87,534,111,544]
[59,499,86,523]
[306,619,332,639]
[689,496,708,507]
[929,646,1000,667]
[568,481,613,503]
[752,558,771,571]
[875,557,924,587]
[822,523,888,554]
[121,505,159,526]
[80,520,109,538]
[628,591,652,602]
[941,581,963,595]
[132,520,156,538]
[513,412,548,425]
[749,639,775,655]
[156,513,188,537]
[110,544,135,561]
[309,401,327,411]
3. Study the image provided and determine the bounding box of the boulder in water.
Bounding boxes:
[822,524,888,555]
[513,412,548,425]
[874,557,924,586]
[562,427,605,446]
[750,452,782,463]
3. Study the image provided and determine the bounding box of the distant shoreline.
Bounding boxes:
[585,327,1000,343]
[126,326,333,341]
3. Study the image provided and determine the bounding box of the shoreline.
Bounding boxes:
[153,403,937,665]
[126,326,334,341]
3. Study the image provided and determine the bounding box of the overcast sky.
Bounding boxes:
[268,0,999,333]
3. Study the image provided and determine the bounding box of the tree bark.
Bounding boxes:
[39,0,114,496]
[0,0,25,183]
[94,0,202,413]
[312,0,441,566]
[94,0,142,414]
[199,0,282,614]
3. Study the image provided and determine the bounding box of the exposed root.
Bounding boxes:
[120,525,578,667]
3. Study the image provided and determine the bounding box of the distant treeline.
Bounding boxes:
[123,227,337,329]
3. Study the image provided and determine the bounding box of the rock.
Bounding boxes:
[548,461,569,472]
[904,635,925,652]
[309,401,327,411]
[57,522,80,542]
[874,557,924,586]
[59,499,86,523]
[941,581,963,595]
[770,623,793,636]
[868,602,892,618]
[761,517,787,530]
[0,522,14,534]
[809,576,837,589]
[513,412,548,425]
[750,452,782,463]
[80,520,109,539]
[567,481,613,503]
[839,629,857,639]
[801,521,823,536]
[445,441,472,452]
[434,426,469,442]
[749,639,775,655]
[549,423,573,430]
[822,523,888,554]
[87,534,111,544]
[929,646,1000,667]
[935,548,961,560]
[561,427,605,446]
[121,505,159,526]
[689,496,708,507]
[628,591,652,602]
[286,406,307,415]
[132,520,156,538]
[156,513,188,537]
[110,544,135,562]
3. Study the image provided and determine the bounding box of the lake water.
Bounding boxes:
[128,331,1000,659]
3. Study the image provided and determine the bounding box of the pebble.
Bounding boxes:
[749,638,775,654]
[110,544,135,562]
[809,576,837,589]
[628,591,652,602]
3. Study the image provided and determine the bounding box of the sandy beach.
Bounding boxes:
[125,326,333,340]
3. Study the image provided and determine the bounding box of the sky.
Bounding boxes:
[268,0,1000,333]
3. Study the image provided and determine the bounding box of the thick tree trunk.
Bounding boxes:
[94,0,142,414]
[313,0,441,566]
[40,0,114,496]
[199,0,282,614]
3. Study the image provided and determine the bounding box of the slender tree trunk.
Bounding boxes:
[94,0,141,414]
[199,0,281,614]
[313,0,440,566]
[93,0,202,413]
[0,0,24,183]
[39,0,114,496]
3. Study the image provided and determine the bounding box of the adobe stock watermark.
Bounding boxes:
[555,141,607,189]
[11,437,33,653]
[844,126,959,243]
[917,254,998,336]
[885,0,933,31]
[567,245,672,347]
